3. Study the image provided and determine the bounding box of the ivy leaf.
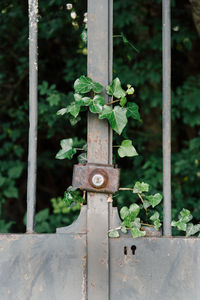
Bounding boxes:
[106,78,126,98]
[57,108,68,116]
[121,224,127,233]
[130,227,146,238]
[150,212,161,230]
[171,220,187,231]
[150,212,160,221]
[129,203,140,220]
[89,95,105,113]
[74,76,103,94]
[146,193,162,208]
[56,138,76,160]
[126,103,141,121]
[118,139,138,158]
[3,186,18,198]
[69,115,81,126]
[63,186,83,207]
[74,76,93,94]
[92,82,103,93]
[120,96,127,107]
[179,208,193,223]
[74,93,91,106]
[8,165,23,179]
[109,229,120,238]
[67,102,81,118]
[143,200,151,209]
[78,152,87,164]
[132,217,141,228]
[120,206,129,220]
[99,105,128,135]
[133,181,149,193]
[186,224,200,237]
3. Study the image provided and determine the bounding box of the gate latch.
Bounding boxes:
[72,163,120,194]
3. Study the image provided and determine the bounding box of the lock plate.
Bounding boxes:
[72,163,120,194]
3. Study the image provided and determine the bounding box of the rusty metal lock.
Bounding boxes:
[72,163,120,194]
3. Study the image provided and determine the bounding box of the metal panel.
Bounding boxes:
[110,237,200,300]
[162,0,171,236]
[0,208,87,300]
[87,0,113,299]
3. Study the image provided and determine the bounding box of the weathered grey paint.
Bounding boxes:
[87,0,113,299]
[162,0,172,236]
[0,209,87,300]
[110,237,200,300]
[27,0,38,233]
[0,208,200,300]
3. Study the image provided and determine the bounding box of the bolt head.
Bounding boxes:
[91,173,105,187]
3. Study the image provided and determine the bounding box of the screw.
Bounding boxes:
[91,173,105,188]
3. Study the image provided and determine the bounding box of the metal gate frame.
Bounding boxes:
[0,1,200,300]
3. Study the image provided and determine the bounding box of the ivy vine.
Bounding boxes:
[56,75,200,238]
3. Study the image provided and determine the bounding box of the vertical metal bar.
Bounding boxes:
[26,0,38,233]
[87,0,112,299]
[162,0,171,236]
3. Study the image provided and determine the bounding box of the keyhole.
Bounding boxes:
[131,245,137,255]
[124,246,127,255]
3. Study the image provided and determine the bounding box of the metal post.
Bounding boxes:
[87,0,113,299]
[162,0,171,236]
[26,0,38,233]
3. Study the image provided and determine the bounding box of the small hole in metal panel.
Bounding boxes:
[124,246,127,255]
[131,245,136,255]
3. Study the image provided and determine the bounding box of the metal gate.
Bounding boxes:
[0,1,200,299]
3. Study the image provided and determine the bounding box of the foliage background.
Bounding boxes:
[0,0,200,233]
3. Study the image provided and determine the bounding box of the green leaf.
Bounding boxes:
[126,103,141,121]
[92,82,103,93]
[120,96,127,107]
[150,212,160,222]
[150,212,161,230]
[0,175,6,187]
[143,200,151,209]
[74,76,93,94]
[78,152,87,164]
[3,186,18,198]
[179,208,193,223]
[8,165,23,179]
[146,193,162,208]
[120,206,129,220]
[129,203,140,220]
[130,227,146,238]
[99,105,128,135]
[118,139,138,158]
[132,217,141,228]
[57,108,68,116]
[109,229,120,238]
[186,223,200,237]
[106,78,126,98]
[74,93,91,106]
[67,102,81,118]
[63,186,83,207]
[171,220,187,231]
[74,76,103,94]
[69,115,81,126]
[121,224,128,233]
[133,182,149,193]
[56,138,76,160]
[35,208,49,223]
[89,95,105,113]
